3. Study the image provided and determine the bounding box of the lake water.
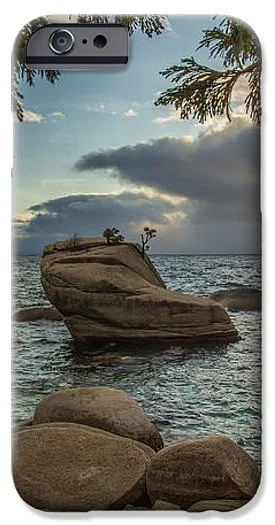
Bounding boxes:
[12,254,261,465]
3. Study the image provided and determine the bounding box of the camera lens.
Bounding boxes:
[49,30,74,55]
[93,35,107,49]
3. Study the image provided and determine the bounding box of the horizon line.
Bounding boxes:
[14,252,261,257]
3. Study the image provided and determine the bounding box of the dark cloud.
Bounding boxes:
[15,188,260,255]
[26,192,177,235]
[74,118,260,224]
[15,191,184,254]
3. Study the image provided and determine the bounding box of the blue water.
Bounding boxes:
[12,254,261,465]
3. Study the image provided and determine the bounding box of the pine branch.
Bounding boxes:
[77,15,167,37]
[197,19,259,68]
[155,18,261,125]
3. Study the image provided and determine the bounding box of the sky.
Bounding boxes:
[13,15,260,255]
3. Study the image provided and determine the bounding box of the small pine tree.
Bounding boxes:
[141,227,157,256]
[103,227,125,245]
[71,232,79,248]
[66,232,79,249]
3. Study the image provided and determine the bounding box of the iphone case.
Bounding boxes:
[12,14,261,512]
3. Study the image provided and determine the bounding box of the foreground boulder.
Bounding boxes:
[146,436,260,509]
[124,505,149,510]
[33,386,163,452]
[187,499,248,512]
[15,306,63,322]
[152,500,181,510]
[13,422,154,511]
[41,237,238,343]
[13,417,33,432]
[210,287,261,311]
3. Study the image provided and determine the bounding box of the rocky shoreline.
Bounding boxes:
[13,386,260,512]
[13,242,261,511]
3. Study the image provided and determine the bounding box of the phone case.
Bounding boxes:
[12,14,261,512]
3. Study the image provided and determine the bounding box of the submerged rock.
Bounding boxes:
[89,353,127,366]
[15,306,63,322]
[146,436,260,509]
[210,287,261,311]
[41,237,238,343]
[33,386,163,452]
[13,422,153,511]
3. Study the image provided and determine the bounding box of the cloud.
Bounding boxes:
[26,192,178,233]
[152,109,180,124]
[23,110,45,123]
[22,110,65,124]
[50,111,65,117]
[14,188,260,255]
[15,191,191,254]
[123,109,138,117]
[87,101,141,118]
[74,117,260,225]
[87,103,116,116]
[232,77,250,103]
[49,111,65,119]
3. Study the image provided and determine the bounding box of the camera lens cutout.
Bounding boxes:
[93,35,107,49]
[49,30,74,55]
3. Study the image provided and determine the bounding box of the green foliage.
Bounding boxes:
[103,227,125,245]
[141,227,157,256]
[155,18,261,125]
[13,17,60,122]
[77,15,167,37]
[14,15,167,121]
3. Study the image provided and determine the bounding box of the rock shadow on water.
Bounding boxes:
[65,337,235,372]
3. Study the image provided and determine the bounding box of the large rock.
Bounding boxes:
[33,386,163,452]
[41,237,238,343]
[15,306,63,322]
[16,421,156,459]
[13,422,154,511]
[210,287,261,311]
[146,436,260,509]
